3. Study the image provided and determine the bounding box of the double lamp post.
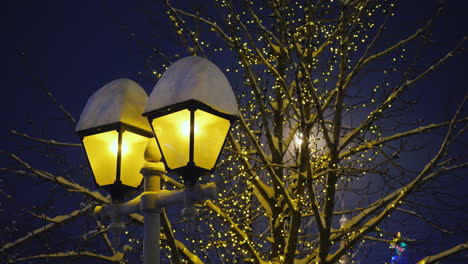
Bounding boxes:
[75,56,238,264]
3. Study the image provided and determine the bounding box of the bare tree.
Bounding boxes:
[1,0,467,263]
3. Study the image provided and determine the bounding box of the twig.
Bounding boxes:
[8,130,81,147]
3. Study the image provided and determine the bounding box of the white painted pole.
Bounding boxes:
[143,209,160,264]
[141,164,163,264]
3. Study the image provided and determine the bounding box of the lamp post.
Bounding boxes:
[76,56,238,264]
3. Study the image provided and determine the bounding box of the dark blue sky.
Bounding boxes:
[1,1,467,263]
[3,1,147,138]
[2,0,466,141]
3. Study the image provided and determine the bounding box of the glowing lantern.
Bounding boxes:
[144,56,238,185]
[76,79,154,200]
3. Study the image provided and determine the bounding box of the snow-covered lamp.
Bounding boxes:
[76,79,154,201]
[144,56,238,185]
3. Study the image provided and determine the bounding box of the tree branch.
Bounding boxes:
[0,203,95,254]
[8,130,81,147]
[8,250,124,263]
[417,242,468,264]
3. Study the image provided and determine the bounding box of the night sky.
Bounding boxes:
[1,0,467,263]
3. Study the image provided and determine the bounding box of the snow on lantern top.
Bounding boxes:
[75,78,151,132]
[144,56,238,117]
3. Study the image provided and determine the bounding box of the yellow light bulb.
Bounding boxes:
[180,120,191,137]
[294,132,303,146]
[180,120,199,137]
[110,141,129,155]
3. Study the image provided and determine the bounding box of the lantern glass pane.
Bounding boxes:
[152,109,191,169]
[194,110,230,170]
[82,130,118,186]
[120,131,148,188]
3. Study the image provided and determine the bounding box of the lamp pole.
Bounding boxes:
[94,156,217,264]
[140,162,162,264]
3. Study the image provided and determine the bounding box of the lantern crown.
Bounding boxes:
[76,78,151,133]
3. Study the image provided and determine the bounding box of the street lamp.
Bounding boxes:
[144,56,238,186]
[75,78,153,201]
[76,56,237,264]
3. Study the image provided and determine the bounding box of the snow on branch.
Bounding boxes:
[227,132,275,212]
[165,0,234,47]
[1,151,108,202]
[349,27,422,81]
[8,130,81,147]
[395,208,453,234]
[205,200,267,264]
[8,250,124,263]
[160,209,183,264]
[231,11,293,93]
[173,240,203,264]
[237,113,297,211]
[405,35,467,86]
[322,97,466,263]
[341,35,466,152]
[345,1,447,88]
[338,118,467,160]
[2,150,205,261]
[416,242,467,264]
[89,219,115,254]
[245,5,281,51]
[0,203,95,254]
[164,0,207,57]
